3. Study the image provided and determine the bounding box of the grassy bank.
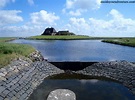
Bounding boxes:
[102,38,135,47]
[27,35,92,40]
[0,37,35,68]
[0,37,16,42]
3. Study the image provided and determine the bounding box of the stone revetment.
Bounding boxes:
[0,50,135,100]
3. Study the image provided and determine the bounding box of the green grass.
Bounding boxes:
[0,37,35,68]
[27,35,92,40]
[102,38,135,47]
[0,37,16,42]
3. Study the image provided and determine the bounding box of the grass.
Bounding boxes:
[102,38,135,47]
[27,35,92,40]
[0,37,35,68]
[0,37,16,42]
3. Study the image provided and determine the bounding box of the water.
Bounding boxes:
[10,39,135,62]
[10,39,135,99]
[28,74,135,100]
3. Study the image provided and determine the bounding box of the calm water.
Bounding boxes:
[11,40,135,100]
[10,39,135,62]
[28,78,135,100]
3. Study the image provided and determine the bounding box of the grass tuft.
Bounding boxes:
[0,37,35,68]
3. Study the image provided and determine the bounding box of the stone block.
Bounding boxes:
[47,89,76,100]
[0,92,6,98]
[2,89,10,95]
[11,96,17,100]
[19,93,28,100]
[0,96,4,100]
[0,86,6,93]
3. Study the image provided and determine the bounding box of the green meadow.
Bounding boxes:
[0,37,15,42]
[102,38,135,47]
[27,35,92,40]
[0,37,35,68]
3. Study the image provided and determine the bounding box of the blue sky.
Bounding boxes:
[0,0,135,37]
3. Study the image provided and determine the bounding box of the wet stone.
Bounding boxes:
[47,89,76,100]
[0,96,4,100]
[0,86,6,93]
[2,89,10,95]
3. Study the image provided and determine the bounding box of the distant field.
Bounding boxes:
[102,38,135,47]
[0,37,35,68]
[0,37,16,42]
[27,35,92,40]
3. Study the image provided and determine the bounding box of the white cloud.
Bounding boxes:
[0,25,44,37]
[66,9,135,37]
[1,9,135,37]
[69,9,87,16]
[0,10,60,37]
[79,79,99,84]
[0,10,23,26]
[30,10,59,25]
[66,0,74,9]
[67,17,90,35]
[69,17,90,28]
[66,0,101,10]
[89,9,135,36]
[0,0,9,8]
[0,0,15,8]
[110,9,123,19]
[28,0,34,6]
[63,0,101,16]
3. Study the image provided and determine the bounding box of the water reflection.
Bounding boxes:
[79,79,99,84]
[28,79,135,100]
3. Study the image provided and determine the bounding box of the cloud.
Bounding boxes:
[28,0,34,6]
[79,79,99,84]
[0,0,15,8]
[69,9,87,16]
[66,0,101,10]
[63,0,101,16]
[66,9,135,37]
[65,0,74,9]
[110,9,123,19]
[30,10,59,25]
[0,10,23,26]
[89,9,135,36]
[1,9,135,37]
[67,17,90,35]
[0,10,60,37]
[0,25,44,37]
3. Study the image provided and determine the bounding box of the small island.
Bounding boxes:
[28,27,91,40]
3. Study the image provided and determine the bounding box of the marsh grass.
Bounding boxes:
[0,37,15,42]
[0,38,35,67]
[27,35,91,40]
[102,38,135,47]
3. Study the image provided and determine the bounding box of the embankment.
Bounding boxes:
[0,51,135,100]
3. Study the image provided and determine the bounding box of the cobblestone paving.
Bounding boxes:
[0,53,135,100]
[0,56,64,100]
[76,61,135,95]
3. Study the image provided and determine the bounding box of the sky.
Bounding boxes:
[0,0,135,37]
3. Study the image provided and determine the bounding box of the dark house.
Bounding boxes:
[42,27,75,35]
[42,27,57,35]
[56,31,69,35]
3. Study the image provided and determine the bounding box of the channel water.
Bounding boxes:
[10,39,135,62]
[28,74,135,100]
[10,39,135,100]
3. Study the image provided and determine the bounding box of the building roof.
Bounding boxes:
[42,27,56,35]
